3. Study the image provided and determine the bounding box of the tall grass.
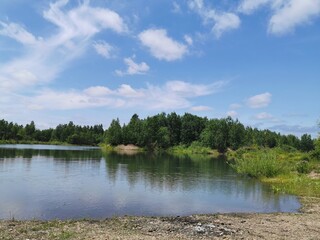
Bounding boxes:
[263,175,320,198]
[230,147,320,197]
[232,150,289,178]
[168,142,218,156]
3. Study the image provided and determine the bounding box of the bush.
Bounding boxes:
[232,152,287,178]
[296,161,312,174]
[310,149,320,161]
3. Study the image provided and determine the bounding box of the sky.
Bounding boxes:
[0,0,319,137]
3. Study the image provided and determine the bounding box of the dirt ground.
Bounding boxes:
[0,197,319,240]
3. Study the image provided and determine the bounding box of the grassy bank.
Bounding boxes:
[168,143,220,157]
[228,147,320,198]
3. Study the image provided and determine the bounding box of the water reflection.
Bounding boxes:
[104,152,283,209]
[0,145,300,220]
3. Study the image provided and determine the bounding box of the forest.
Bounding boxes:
[0,112,316,153]
[0,119,104,146]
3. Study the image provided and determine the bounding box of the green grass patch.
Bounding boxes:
[168,142,219,156]
[57,231,75,240]
[263,174,320,198]
[229,147,320,198]
[230,149,291,178]
[99,143,115,152]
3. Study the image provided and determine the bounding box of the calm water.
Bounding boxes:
[0,144,300,220]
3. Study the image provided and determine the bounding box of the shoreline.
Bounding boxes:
[1,197,319,240]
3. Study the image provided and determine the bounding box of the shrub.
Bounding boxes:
[296,161,312,174]
[232,152,287,178]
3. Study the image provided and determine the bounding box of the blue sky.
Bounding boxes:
[0,0,319,137]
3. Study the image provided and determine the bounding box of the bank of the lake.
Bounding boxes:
[1,197,319,240]
[228,147,320,198]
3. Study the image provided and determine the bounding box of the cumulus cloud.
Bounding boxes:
[190,106,212,111]
[138,28,188,61]
[0,0,127,91]
[84,86,112,97]
[26,80,226,111]
[238,0,270,14]
[115,57,150,76]
[184,35,193,45]
[211,12,241,38]
[229,103,242,110]
[238,0,320,35]
[246,92,272,108]
[269,0,320,35]
[254,112,274,120]
[227,110,238,118]
[93,41,114,58]
[188,0,241,38]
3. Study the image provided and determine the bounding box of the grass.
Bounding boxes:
[229,146,320,198]
[263,174,320,198]
[168,142,219,156]
[231,151,289,178]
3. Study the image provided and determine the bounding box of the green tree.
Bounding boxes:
[106,119,123,146]
[300,134,315,152]
[227,118,245,150]
[157,127,170,148]
[181,113,207,145]
[25,121,36,140]
[167,112,181,146]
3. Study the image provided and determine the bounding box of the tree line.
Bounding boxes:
[0,113,317,152]
[0,119,104,145]
[106,113,316,152]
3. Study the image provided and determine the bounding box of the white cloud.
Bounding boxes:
[172,2,182,13]
[238,0,270,14]
[43,0,127,36]
[0,22,38,45]
[268,0,320,35]
[246,92,272,108]
[93,41,114,58]
[165,80,226,97]
[212,12,241,38]
[184,35,193,45]
[84,86,112,97]
[115,57,150,76]
[190,106,212,111]
[238,0,320,35]
[254,112,274,120]
[138,28,188,61]
[229,103,242,110]
[188,0,241,38]
[25,80,226,111]
[116,84,145,98]
[0,1,127,91]
[227,110,238,118]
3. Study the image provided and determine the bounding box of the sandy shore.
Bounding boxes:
[1,197,319,240]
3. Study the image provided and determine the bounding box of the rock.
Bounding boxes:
[205,224,216,229]
[194,226,206,234]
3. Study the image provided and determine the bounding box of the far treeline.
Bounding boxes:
[105,113,317,153]
[0,120,104,146]
[0,113,317,153]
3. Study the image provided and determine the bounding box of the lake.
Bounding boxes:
[0,144,300,220]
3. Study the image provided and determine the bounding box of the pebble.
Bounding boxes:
[194,226,206,234]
